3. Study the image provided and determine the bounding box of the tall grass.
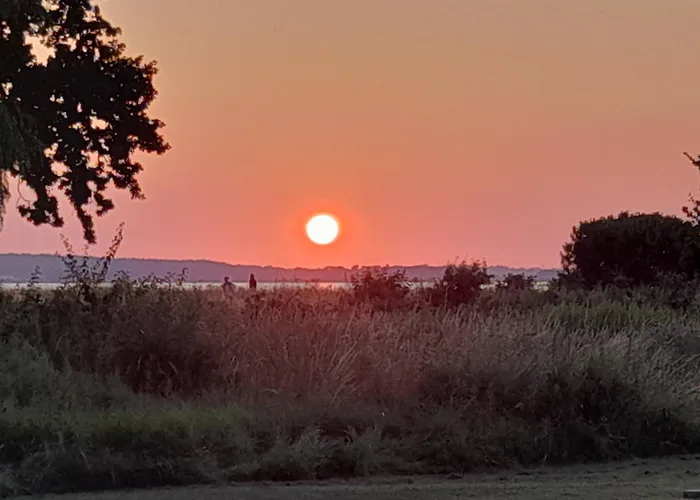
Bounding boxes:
[0,247,700,495]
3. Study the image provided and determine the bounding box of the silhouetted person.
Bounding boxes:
[222,276,234,298]
[249,273,257,290]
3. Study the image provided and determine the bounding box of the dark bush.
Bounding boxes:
[350,267,411,311]
[561,212,700,290]
[427,261,492,308]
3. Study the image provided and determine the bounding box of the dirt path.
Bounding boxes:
[22,455,700,499]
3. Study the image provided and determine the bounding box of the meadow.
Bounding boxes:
[1,256,700,497]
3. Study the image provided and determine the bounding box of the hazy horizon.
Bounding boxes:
[2,0,699,268]
[0,251,561,270]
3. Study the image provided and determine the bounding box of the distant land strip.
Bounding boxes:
[0,253,560,284]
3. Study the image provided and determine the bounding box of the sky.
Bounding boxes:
[3,0,700,269]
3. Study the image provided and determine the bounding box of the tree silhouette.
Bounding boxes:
[561,212,700,289]
[683,152,700,224]
[685,152,700,167]
[0,0,169,242]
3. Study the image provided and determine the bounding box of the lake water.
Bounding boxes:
[0,281,349,290]
[1,281,551,291]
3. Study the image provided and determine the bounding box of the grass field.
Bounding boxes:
[21,455,700,499]
[2,258,700,496]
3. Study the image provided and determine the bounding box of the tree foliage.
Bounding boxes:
[0,0,169,242]
[428,260,492,307]
[561,212,700,289]
[683,152,700,224]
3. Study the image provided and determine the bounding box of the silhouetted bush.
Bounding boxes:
[561,212,700,290]
[426,261,492,308]
[350,267,411,311]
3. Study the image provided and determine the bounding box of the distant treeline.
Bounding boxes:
[0,253,559,284]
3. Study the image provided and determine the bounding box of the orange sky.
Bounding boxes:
[3,0,700,268]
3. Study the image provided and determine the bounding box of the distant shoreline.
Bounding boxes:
[0,280,553,291]
[0,253,560,285]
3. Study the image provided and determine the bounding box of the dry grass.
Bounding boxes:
[1,275,700,496]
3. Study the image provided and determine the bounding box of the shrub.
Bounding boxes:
[561,212,700,290]
[350,267,411,311]
[427,260,492,308]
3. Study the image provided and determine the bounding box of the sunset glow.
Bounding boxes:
[1,0,700,269]
[306,214,340,246]
[4,1,700,491]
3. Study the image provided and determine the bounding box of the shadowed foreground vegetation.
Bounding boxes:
[18,455,700,500]
[2,247,700,496]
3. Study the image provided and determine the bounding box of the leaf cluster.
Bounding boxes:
[0,0,169,242]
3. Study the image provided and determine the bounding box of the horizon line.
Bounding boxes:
[0,252,560,271]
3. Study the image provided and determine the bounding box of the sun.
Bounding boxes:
[306,214,340,245]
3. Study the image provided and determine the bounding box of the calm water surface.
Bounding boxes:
[2,281,550,291]
[2,281,350,290]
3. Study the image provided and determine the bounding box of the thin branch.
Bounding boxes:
[683,152,700,167]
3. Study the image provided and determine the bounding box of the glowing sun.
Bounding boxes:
[306,214,340,245]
